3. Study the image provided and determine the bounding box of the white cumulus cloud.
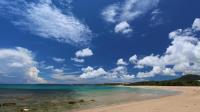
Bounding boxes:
[106,66,135,80]
[75,48,93,58]
[80,66,107,79]
[0,47,47,83]
[79,66,135,82]
[117,58,128,66]
[71,48,93,63]
[192,18,200,31]
[129,55,137,64]
[114,21,133,34]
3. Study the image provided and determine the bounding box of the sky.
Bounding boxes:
[0,0,200,84]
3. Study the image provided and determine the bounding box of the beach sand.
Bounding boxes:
[78,86,200,112]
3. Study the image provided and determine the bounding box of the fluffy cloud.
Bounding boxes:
[48,65,135,83]
[52,57,65,63]
[137,66,175,78]
[114,21,132,34]
[129,55,137,64]
[192,18,200,31]
[71,48,93,63]
[78,65,135,82]
[106,66,135,80]
[133,18,200,78]
[80,66,107,79]
[0,47,47,83]
[75,48,93,58]
[71,58,85,63]
[137,55,162,67]
[117,58,128,66]
[102,0,159,34]
[0,0,93,46]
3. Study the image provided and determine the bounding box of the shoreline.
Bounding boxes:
[77,86,200,112]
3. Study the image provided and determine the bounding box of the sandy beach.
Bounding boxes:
[78,86,200,112]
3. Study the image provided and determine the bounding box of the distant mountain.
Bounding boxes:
[126,74,200,86]
[177,74,200,81]
[102,74,200,86]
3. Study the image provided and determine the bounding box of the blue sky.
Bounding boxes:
[0,0,200,84]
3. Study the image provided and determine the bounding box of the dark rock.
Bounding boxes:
[2,103,16,106]
[68,101,76,104]
[79,99,84,103]
[90,99,95,102]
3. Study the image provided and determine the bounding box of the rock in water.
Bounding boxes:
[2,103,16,106]
[68,101,77,104]
[79,99,84,103]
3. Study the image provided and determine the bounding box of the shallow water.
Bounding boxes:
[0,84,176,112]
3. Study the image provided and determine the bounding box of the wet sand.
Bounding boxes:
[78,86,200,112]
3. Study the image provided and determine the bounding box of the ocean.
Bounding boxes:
[0,84,176,112]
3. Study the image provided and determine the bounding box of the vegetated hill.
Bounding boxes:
[178,74,200,81]
[126,74,200,86]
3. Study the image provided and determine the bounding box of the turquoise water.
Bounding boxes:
[0,84,176,112]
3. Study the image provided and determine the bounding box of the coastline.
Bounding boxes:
[77,86,200,112]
